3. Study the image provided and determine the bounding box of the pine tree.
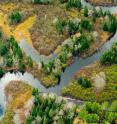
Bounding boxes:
[84,6,88,17]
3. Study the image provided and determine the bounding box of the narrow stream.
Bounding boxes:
[18,30,117,96]
[0,0,117,117]
[81,0,117,13]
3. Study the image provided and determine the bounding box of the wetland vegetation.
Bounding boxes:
[0,0,117,87]
[0,0,117,124]
[62,43,117,102]
[1,81,117,124]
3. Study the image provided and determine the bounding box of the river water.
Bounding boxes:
[0,0,117,117]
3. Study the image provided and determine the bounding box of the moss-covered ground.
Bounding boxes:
[62,63,117,102]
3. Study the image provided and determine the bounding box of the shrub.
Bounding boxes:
[0,68,5,78]
[55,19,66,34]
[10,11,22,24]
[32,88,39,96]
[84,6,88,17]
[79,111,99,123]
[79,101,117,123]
[0,31,2,38]
[28,57,33,67]
[85,102,101,114]
[103,15,117,33]
[80,19,93,31]
[19,60,26,73]
[66,0,82,10]
[42,61,55,74]
[92,13,96,22]
[100,43,117,65]
[77,77,92,88]
[78,34,91,52]
[67,20,79,35]
[5,55,13,67]
[56,19,79,35]
[59,52,68,63]
[0,42,8,56]
[109,101,117,112]
[79,102,101,123]
[105,112,117,123]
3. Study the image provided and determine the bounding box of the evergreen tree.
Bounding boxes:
[10,11,22,24]
[0,43,8,56]
[0,68,5,78]
[84,6,88,17]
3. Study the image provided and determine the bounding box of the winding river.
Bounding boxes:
[0,0,117,117]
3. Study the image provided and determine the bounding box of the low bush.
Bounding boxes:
[80,19,93,31]
[0,42,8,56]
[10,11,22,24]
[0,31,2,38]
[101,43,117,65]
[5,54,13,67]
[66,0,82,10]
[0,68,5,78]
[84,6,88,17]
[55,19,66,34]
[79,102,117,123]
[55,19,79,35]
[78,34,91,52]
[103,15,117,33]
[67,20,79,35]
[77,77,92,88]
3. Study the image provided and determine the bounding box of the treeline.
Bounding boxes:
[26,89,77,124]
[26,89,117,124]
[0,36,33,77]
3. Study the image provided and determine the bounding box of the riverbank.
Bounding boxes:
[61,40,117,102]
[62,61,117,102]
[0,34,58,87]
[2,62,59,88]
